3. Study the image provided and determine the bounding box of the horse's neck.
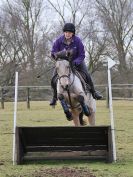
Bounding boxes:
[69,72,84,93]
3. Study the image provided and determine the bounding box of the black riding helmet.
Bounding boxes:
[63,23,75,34]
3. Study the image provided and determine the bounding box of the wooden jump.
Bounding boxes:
[15,126,113,164]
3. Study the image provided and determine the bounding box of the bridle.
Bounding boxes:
[58,73,71,82]
[57,60,75,88]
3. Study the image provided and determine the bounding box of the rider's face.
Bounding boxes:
[64,31,73,40]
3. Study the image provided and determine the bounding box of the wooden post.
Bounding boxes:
[1,88,4,109]
[13,72,18,165]
[108,59,116,162]
[106,86,109,108]
[27,87,30,109]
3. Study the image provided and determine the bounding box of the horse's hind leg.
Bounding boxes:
[71,110,80,126]
[88,112,95,126]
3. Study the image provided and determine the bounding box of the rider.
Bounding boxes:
[50,22,103,105]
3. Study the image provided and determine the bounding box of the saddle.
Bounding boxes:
[74,69,91,94]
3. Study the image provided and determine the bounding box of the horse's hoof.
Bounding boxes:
[84,111,91,117]
[67,117,73,121]
[81,119,88,126]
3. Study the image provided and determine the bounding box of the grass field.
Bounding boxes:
[0,100,133,177]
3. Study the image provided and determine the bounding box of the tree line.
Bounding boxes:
[0,0,133,87]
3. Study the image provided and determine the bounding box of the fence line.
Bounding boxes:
[0,84,133,109]
[0,86,51,89]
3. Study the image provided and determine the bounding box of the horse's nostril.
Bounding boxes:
[64,85,69,91]
[61,84,69,90]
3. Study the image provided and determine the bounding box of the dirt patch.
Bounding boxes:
[32,167,96,177]
[0,161,4,166]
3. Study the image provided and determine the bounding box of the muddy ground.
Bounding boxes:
[31,166,96,177]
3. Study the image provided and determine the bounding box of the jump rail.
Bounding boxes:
[15,125,113,164]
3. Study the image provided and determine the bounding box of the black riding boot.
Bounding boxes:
[50,74,58,106]
[89,78,103,100]
[77,61,103,100]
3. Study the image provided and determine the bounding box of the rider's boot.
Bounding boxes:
[77,62,103,100]
[90,85,103,100]
[88,75,103,100]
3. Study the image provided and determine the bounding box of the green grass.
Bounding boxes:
[0,100,133,177]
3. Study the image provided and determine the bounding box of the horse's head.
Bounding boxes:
[56,59,71,90]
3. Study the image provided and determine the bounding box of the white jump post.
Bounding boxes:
[13,72,18,165]
[108,59,116,162]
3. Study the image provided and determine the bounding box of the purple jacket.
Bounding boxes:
[51,35,85,65]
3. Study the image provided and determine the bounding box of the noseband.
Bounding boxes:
[58,73,70,81]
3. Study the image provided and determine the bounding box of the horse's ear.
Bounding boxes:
[68,58,74,70]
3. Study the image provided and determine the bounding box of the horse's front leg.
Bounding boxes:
[57,83,72,120]
[58,94,72,121]
[77,95,91,117]
[73,80,91,116]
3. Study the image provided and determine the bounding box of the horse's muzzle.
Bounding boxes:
[61,84,69,91]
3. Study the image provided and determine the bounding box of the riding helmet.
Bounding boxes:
[63,23,75,34]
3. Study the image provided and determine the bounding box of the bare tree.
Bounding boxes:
[47,0,92,33]
[96,0,133,83]
[0,0,50,85]
[6,0,44,69]
[0,10,20,86]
